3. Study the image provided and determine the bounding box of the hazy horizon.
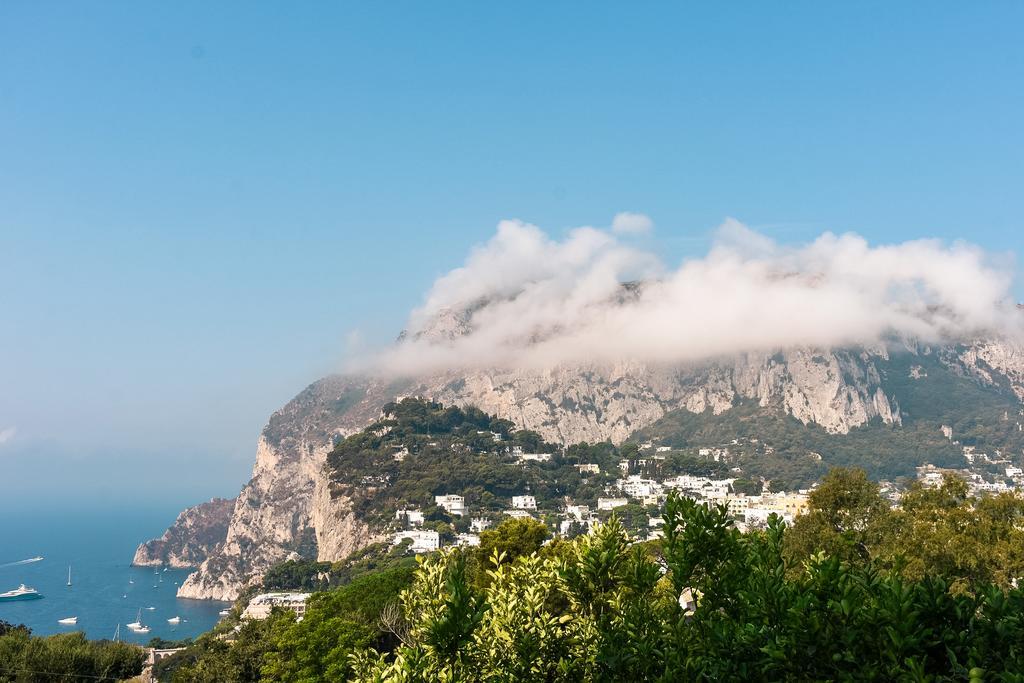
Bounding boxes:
[3,3,1024,506]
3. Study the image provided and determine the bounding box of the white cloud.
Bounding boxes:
[611,211,654,235]
[0,427,16,446]
[360,216,1022,375]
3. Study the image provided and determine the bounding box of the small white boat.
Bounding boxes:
[122,593,127,598]
[134,625,151,634]
[58,616,78,625]
[128,579,134,584]
[218,609,230,616]
[167,616,181,624]
[145,606,156,611]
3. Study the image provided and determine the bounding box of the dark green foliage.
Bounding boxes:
[155,614,282,683]
[783,467,892,566]
[350,493,1024,681]
[478,516,550,563]
[0,622,28,638]
[730,477,762,495]
[262,564,418,681]
[0,630,144,682]
[262,559,333,591]
[155,564,418,682]
[785,467,1024,592]
[327,542,418,586]
[325,398,578,525]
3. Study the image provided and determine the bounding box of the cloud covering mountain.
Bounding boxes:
[366,216,1022,374]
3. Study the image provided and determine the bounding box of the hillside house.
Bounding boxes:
[395,509,424,526]
[512,495,537,510]
[393,530,440,553]
[242,592,312,620]
[435,494,466,516]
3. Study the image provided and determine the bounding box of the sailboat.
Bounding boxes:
[113,623,120,642]
[66,565,72,587]
[127,608,144,630]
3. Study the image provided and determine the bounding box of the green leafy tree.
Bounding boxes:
[784,467,893,566]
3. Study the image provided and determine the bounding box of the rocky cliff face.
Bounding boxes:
[132,497,235,568]
[162,334,1024,600]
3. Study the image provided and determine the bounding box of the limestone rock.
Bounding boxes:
[132,497,234,568]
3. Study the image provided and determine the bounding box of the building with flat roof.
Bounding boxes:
[242,592,312,620]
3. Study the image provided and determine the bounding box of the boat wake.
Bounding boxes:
[0,556,44,569]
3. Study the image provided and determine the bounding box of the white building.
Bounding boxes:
[512,495,537,510]
[518,452,553,463]
[576,463,600,474]
[392,445,409,461]
[504,509,534,519]
[597,497,628,511]
[470,518,491,532]
[1007,466,1023,478]
[456,533,481,547]
[565,505,590,521]
[435,494,466,516]
[393,530,440,553]
[395,509,424,526]
[745,507,795,527]
[618,476,662,499]
[242,592,312,620]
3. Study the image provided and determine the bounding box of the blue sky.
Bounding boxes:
[1,2,1022,506]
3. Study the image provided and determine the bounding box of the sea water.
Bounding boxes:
[0,505,230,642]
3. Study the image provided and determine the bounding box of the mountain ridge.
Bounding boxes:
[146,333,1024,600]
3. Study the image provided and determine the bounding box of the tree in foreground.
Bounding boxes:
[350,488,1024,682]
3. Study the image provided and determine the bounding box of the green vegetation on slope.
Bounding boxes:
[152,469,1024,681]
[351,484,1024,681]
[0,622,145,682]
[324,399,640,531]
[632,351,1024,488]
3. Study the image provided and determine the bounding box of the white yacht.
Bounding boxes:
[0,584,42,602]
[167,616,181,625]
[58,616,78,625]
